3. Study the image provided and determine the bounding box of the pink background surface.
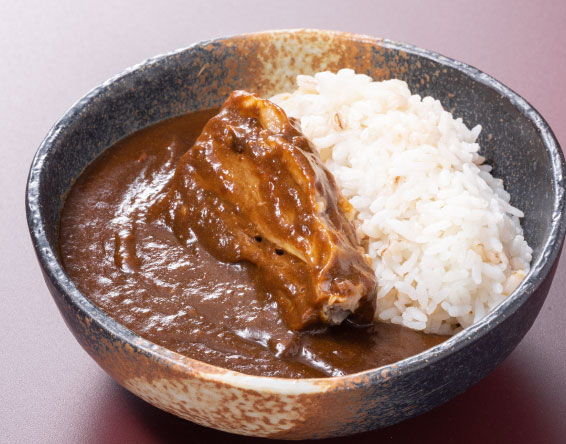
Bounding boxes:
[2,1,565,442]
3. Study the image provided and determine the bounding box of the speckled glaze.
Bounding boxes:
[26,30,566,439]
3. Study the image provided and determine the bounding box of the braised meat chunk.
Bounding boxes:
[150,91,377,330]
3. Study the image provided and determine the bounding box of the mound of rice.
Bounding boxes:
[272,69,532,335]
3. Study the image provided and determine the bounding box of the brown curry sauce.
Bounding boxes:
[59,108,446,378]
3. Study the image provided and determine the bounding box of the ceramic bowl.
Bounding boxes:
[26,29,566,439]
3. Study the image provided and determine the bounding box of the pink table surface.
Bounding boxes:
[2,1,565,443]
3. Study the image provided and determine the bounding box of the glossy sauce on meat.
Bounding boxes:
[59,109,446,378]
[149,91,377,330]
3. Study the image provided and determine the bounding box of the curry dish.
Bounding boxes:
[59,92,446,378]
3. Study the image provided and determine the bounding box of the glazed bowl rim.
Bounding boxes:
[26,29,566,389]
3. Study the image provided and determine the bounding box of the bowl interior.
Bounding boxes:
[31,30,562,358]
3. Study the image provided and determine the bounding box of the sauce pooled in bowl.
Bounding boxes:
[59,92,446,378]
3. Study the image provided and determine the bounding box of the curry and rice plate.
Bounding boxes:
[59,70,531,378]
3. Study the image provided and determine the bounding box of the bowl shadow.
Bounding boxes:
[82,352,561,444]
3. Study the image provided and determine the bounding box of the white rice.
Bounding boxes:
[272,69,532,335]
